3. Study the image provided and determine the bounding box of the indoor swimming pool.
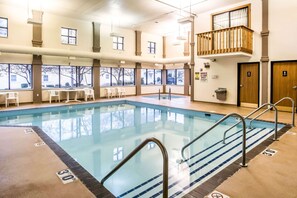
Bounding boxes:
[0,101,285,197]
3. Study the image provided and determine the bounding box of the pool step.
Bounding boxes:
[117,127,275,198]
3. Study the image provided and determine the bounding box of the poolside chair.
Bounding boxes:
[5,92,19,107]
[116,87,126,98]
[105,88,115,98]
[48,90,60,103]
[84,88,95,101]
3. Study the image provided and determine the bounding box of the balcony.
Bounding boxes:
[197,26,254,58]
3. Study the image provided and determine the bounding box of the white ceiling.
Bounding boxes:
[0,0,242,35]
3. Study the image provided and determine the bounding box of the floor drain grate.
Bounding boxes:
[262,148,277,157]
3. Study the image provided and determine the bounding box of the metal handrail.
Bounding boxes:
[250,97,295,127]
[159,89,161,100]
[180,113,248,167]
[168,88,171,100]
[223,103,278,144]
[100,137,169,198]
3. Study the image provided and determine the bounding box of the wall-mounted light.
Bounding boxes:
[120,60,125,64]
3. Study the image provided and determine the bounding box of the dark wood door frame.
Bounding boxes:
[237,62,260,107]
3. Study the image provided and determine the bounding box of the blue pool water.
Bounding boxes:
[0,101,284,197]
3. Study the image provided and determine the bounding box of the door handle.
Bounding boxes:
[240,84,243,87]
[293,86,297,90]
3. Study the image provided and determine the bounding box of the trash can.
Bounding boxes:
[215,88,227,101]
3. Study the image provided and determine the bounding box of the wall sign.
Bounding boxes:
[195,72,200,80]
[56,169,77,184]
[247,71,252,77]
[282,70,288,77]
[200,72,208,82]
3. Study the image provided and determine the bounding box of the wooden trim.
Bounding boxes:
[135,30,142,56]
[237,62,260,107]
[270,60,297,111]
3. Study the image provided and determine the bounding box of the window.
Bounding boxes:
[155,70,162,85]
[148,41,156,54]
[111,68,123,86]
[0,17,8,38]
[123,68,135,86]
[166,70,176,85]
[43,75,49,82]
[61,27,77,45]
[166,69,184,85]
[176,69,184,85]
[113,36,124,50]
[212,6,249,30]
[100,67,135,87]
[113,147,124,161]
[141,69,162,85]
[60,66,77,87]
[0,64,32,90]
[42,65,92,88]
[11,75,16,82]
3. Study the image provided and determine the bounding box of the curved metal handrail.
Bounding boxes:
[100,137,168,198]
[250,97,295,127]
[223,103,278,144]
[180,113,247,167]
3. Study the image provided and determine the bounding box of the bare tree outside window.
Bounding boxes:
[100,67,134,86]
[42,65,92,88]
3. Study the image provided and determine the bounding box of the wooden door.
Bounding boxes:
[272,62,297,111]
[239,63,259,108]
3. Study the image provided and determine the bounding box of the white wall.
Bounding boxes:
[269,0,297,61]
[165,85,184,95]
[141,32,163,59]
[165,34,185,58]
[100,24,135,57]
[141,85,163,94]
[0,4,32,63]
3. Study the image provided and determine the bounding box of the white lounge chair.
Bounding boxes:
[6,92,19,107]
[84,88,95,101]
[48,90,60,103]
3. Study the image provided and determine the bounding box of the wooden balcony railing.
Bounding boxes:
[197,26,254,56]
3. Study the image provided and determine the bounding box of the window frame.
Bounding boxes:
[141,69,162,85]
[0,17,8,38]
[0,64,32,90]
[61,27,77,45]
[41,65,93,88]
[113,36,124,50]
[100,67,135,87]
[148,41,156,54]
[166,69,184,85]
[211,4,251,30]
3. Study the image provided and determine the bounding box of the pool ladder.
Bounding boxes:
[100,137,169,198]
[158,88,171,100]
[179,113,248,167]
[223,97,295,144]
